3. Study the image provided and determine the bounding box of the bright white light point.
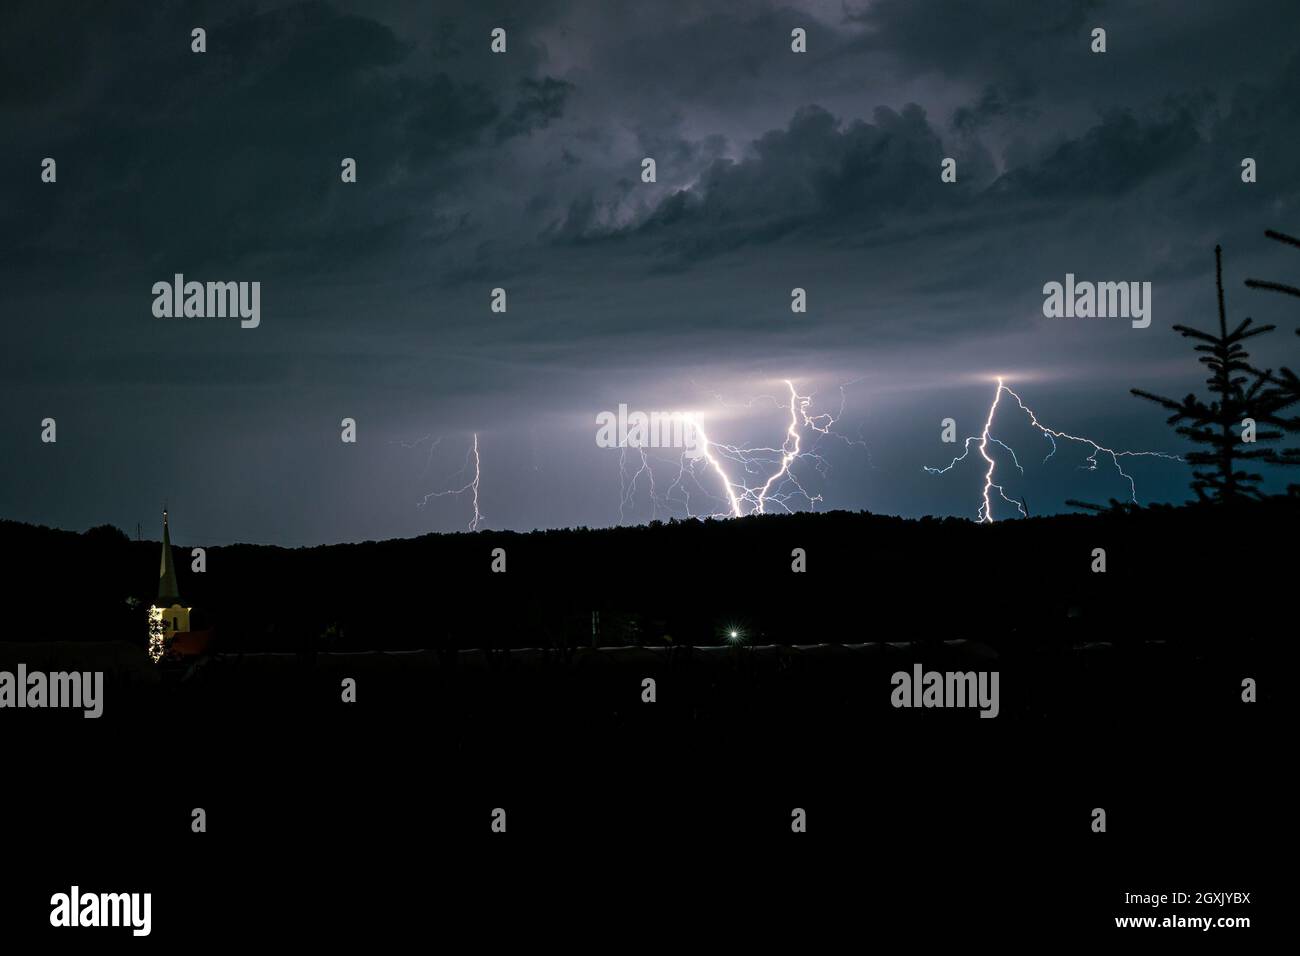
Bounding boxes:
[729,630,738,639]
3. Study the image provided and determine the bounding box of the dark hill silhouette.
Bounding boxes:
[3,499,1293,657]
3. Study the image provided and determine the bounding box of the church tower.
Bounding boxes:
[148,510,191,661]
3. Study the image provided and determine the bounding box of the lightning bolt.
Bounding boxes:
[412,433,484,531]
[391,433,442,478]
[618,379,867,521]
[924,377,1183,522]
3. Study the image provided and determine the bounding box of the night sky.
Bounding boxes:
[3,0,1299,545]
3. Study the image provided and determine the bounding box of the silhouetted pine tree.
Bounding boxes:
[1245,229,1300,475]
[1245,229,1300,300]
[1132,245,1278,502]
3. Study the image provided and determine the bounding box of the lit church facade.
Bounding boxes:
[147,511,209,662]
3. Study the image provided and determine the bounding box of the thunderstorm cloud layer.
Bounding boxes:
[2,0,1299,543]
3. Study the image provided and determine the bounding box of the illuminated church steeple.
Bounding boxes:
[157,510,183,606]
[148,510,191,662]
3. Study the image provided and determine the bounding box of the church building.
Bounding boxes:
[147,511,210,662]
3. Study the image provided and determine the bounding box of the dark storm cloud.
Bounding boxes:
[3,0,1300,543]
[542,94,1223,280]
[846,0,1100,87]
[949,85,1039,136]
[496,77,576,141]
[990,106,1204,199]
[558,103,964,256]
[0,1,571,279]
[848,0,1300,112]
[510,0,1300,298]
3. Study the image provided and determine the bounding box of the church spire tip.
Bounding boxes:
[156,508,181,606]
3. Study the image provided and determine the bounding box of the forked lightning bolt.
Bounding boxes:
[619,379,867,521]
[404,432,484,530]
[924,377,1183,522]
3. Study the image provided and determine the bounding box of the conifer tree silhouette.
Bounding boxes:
[1132,245,1278,502]
[1244,229,1300,475]
[1245,229,1300,301]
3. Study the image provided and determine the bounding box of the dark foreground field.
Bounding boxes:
[0,502,1287,942]
[4,652,1279,944]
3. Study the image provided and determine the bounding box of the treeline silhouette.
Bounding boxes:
[2,497,1293,657]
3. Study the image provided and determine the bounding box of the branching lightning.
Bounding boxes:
[393,378,1178,531]
[392,433,442,478]
[924,377,1183,522]
[618,379,868,521]
[400,432,484,531]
